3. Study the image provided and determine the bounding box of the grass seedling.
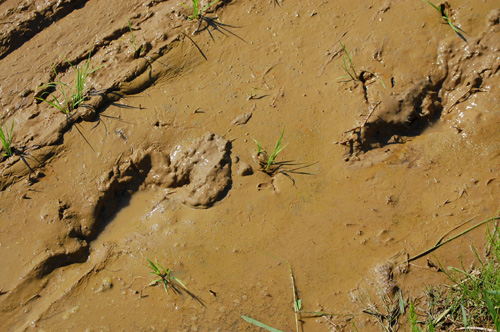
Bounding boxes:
[126,18,145,58]
[36,50,102,115]
[0,120,14,157]
[339,41,358,81]
[180,0,220,20]
[253,126,287,174]
[0,119,14,157]
[424,0,462,35]
[147,258,188,294]
[338,42,386,88]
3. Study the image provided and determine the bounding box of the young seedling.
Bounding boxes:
[126,18,145,58]
[337,42,386,89]
[424,0,462,36]
[147,258,188,294]
[253,126,287,174]
[180,0,220,21]
[339,41,358,81]
[36,50,103,115]
[0,119,14,157]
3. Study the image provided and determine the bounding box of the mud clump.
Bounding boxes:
[146,132,232,208]
[360,80,441,151]
[342,9,500,157]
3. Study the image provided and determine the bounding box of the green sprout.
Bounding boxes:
[253,126,287,174]
[424,0,462,35]
[0,119,14,157]
[180,0,220,20]
[126,18,145,58]
[147,258,188,294]
[339,41,358,81]
[337,42,386,88]
[36,50,103,115]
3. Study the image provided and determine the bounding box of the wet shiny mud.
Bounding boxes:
[1,0,500,331]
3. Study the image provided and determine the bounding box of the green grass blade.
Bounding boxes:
[0,120,13,157]
[424,0,441,13]
[127,18,137,51]
[241,315,284,332]
[273,127,286,154]
[484,291,500,331]
[147,258,161,274]
[201,0,220,12]
[460,303,468,330]
[253,139,262,155]
[171,276,188,290]
[193,0,199,18]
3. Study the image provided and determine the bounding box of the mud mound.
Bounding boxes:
[146,132,232,208]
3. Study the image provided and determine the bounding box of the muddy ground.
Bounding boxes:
[0,0,500,331]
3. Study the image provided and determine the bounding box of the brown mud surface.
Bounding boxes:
[1,0,500,331]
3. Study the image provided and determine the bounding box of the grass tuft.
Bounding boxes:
[180,0,220,21]
[253,126,287,174]
[0,119,14,157]
[36,50,102,115]
[126,19,145,58]
[147,258,188,294]
[338,41,386,88]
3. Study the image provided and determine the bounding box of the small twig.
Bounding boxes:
[343,101,381,134]
[457,327,496,331]
[288,262,301,332]
[361,101,381,127]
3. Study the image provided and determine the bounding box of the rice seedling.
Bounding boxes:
[337,42,386,88]
[424,0,462,35]
[126,18,145,58]
[253,126,287,174]
[180,0,220,20]
[0,119,14,157]
[36,50,102,115]
[339,41,358,81]
[147,258,188,294]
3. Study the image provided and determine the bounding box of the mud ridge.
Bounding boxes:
[0,0,88,60]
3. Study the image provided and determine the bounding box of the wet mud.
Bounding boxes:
[1,0,500,331]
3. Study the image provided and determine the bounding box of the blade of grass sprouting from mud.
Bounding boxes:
[127,18,137,52]
[265,126,286,172]
[406,216,500,263]
[201,0,220,13]
[241,315,284,332]
[339,41,357,80]
[0,119,14,157]
[147,258,161,275]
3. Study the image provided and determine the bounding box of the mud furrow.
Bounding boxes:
[0,0,89,59]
